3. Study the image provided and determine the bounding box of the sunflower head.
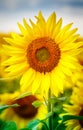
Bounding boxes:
[2,11,83,96]
[0,91,47,129]
[11,95,38,119]
[27,37,61,73]
[63,85,83,130]
[0,33,11,77]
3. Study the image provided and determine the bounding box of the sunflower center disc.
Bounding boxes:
[27,37,61,73]
[79,108,83,127]
[36,47,50,62]
[12,95,38,119]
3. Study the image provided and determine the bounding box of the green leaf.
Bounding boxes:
[45,112,52,119]
[32,101,43,108]
[0,119,7,129]
[15,92,32,100]
[20,128,28,130]
[62,115,83,121]
[26,119,40,129]
[21,119,49,130]
[4,121,17,130]
[0,120,17,130]
[55,122,66,130]
[0,104,19,114]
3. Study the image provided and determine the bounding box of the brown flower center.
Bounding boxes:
[27,37,61,73]
[11,95,38,119]
[79,108,83,127]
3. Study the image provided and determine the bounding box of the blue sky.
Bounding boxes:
[0,0,83,35]
[0,0,83,11]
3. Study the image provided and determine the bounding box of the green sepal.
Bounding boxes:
[0,104,19,114]
[32,101,43,108]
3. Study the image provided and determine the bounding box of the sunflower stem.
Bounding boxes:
[47,89,53,130]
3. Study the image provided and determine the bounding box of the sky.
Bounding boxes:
[0,0,83,35]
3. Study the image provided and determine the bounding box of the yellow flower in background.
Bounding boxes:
[0,33,20,93]
[2,11,83,96]
[0,91,47,129]
[0,33,11,77]
[64,104,83,130]
[62,37,83,89]
[72,38,83,88]
[63,86,83,130]
[71,86,83,105]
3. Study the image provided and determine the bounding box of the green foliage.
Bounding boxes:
[0,79,20,93]
[61,115,83,121]
[0,119,17,130]
[21,119,49,130]
[46,112,52,119]
[25,119,40,129]
[54,122,66,130]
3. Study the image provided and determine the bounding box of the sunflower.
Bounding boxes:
[2,11,83,96]
[0,33,11,77]
[0,33,20,93]
[62,37,83,89]
[63,86,83,130]
[0,91,47,129]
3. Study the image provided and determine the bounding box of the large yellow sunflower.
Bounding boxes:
[63,86,83,130]
[0,91,47,129]
[2,12,83,96]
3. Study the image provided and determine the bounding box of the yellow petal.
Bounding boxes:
[37,11,45,22]
[2,56,26,65]
[46,12,56,36]
[52,18,62,38]
[55,23,73,42]
[20,68,36,91]
[4,37,25,48]
[17,22,27,34]
[32,72,42,94]
[23,18,32,34]
[5,62,28,76]
[40,72,50,95]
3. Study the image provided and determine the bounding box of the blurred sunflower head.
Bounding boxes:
[70,42,83,89]
[63,37,83,89]
[0,33,11,77]
[2,11,83,96]
[0,91,47,129]
[63,86,83,130]
[0,33,20,94]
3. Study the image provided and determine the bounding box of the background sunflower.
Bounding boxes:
[0,91,47,129]
[0,33,20,93]
[63,85,83,130]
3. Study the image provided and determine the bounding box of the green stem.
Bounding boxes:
[47,89,53,130]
